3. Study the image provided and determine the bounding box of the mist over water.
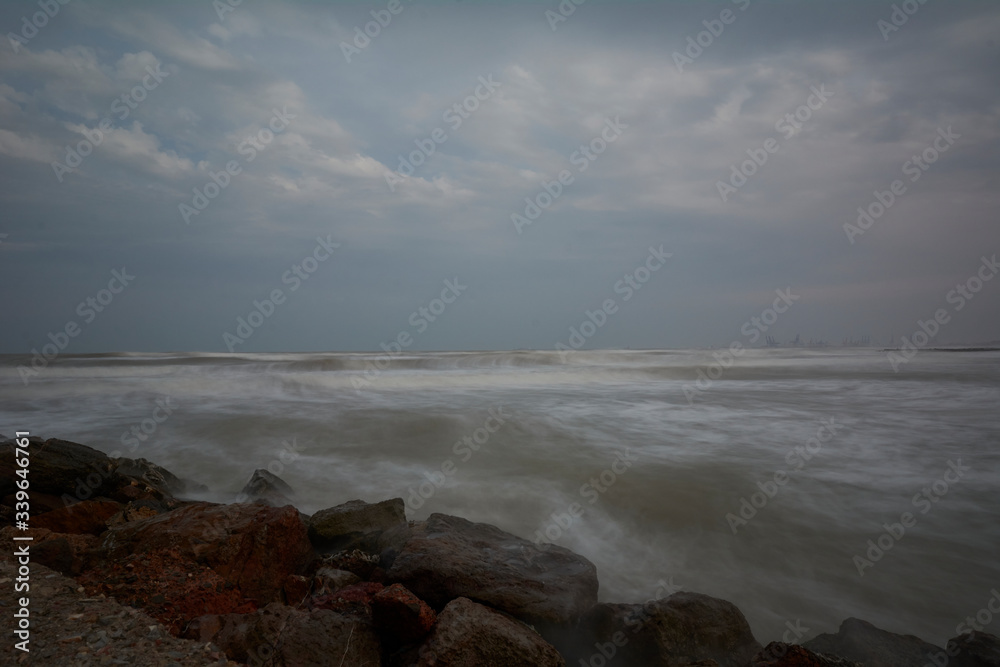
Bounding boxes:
[2,348,998,646]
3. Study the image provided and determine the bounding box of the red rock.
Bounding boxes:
[97,501,316,606]
[1,526,97,575]
[78,548,257,635]
[283,574,312,604]
[372,583,437,645]
[32,499,121,535]
[310,581,384,620]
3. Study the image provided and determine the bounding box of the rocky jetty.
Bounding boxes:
[2,436,999,666]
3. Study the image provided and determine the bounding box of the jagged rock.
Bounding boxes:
[237,469,295,507]
[307,497,407,551]
[562,592,761,667]
[946,631,1000,666]
[753,642,861,666]
[0,438,124,501]
[95,501,315,606]
[372,583,437,646]
[414,596,565,666]
[804,618,943,667]
[317,548,383,580]
[314,566,361,594]
[31,498,122,535]
[199,602,381,666]
[385,513,598,629]
[113,456,205,497]
[1,526,98,576]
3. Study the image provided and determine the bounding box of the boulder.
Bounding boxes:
[308,497,407,551]
[946,631,1000,666]
[0,438,124,501]
[96,501,315,605]
[201,602,382,666]
[1,526,97,576]
[31,499,122,535]
[316,548,383,580]
[314,566,362,594]
[384,513,598,628]
[372,583,437,646]
[564,592,762,667]
[804,618,943,667]
[415,596,565,666]
[310,581,385,621]
[753,642,861,666]
[113,456,206,497]
[237,468,296,507]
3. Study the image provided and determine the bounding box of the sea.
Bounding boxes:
[2,348,998,647]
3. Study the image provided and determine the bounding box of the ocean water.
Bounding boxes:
[2,348,999,647]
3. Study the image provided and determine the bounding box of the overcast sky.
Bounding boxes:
[1,0,998,353]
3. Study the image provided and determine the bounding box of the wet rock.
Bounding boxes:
[804,618,943,667]
[237,469,296,507]
[32,499,122,535]
[1,526,97,576]
[308,497,407,551]
[113,457,206,497]
[96,501,315,605]
[946,631,1000,666]
[0,438,124,501]
[372,583,437,646]
[385,513,598,628]
[753,642,861,666]
[317,548,383,580]
[563,592,761,667]
[415,596,565,666]
[310,581,385,621]
[314,567,361,594]
[210,602,381,666]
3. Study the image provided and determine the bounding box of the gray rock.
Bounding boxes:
[114,457,203,497]
[314,567,361,593]
[237,469,295,507]
[308,497,407,551]
[753,642,861,666]
[209,602,381,666]
[564,592,762,667]
[946,631,1000,667]
[385,513,598,630]
[416,597,565,666]
[804,617,943,667]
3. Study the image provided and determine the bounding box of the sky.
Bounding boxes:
[1,0,998,353]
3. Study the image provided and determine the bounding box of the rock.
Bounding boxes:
[385,513,598,629]
[105,499,164,527]
[308,497,407,551]
[113,456,205,497]
[753,642,861,666]
[314,567,361,593]
[946,631,1000,666]
[562,592,761,667]
[415,596,565,666]
[79,547,257,635]
[317,548,383,580]
[0,438,123,501]
[1,526,97,576]
[210,602,381,666]
[804,618,943,667]
[311,581,385,621]
[96,501,315,606]
[372,583,437,646]
[237,469,296,507]
[282,574,312,604]
[31,499,122,535]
